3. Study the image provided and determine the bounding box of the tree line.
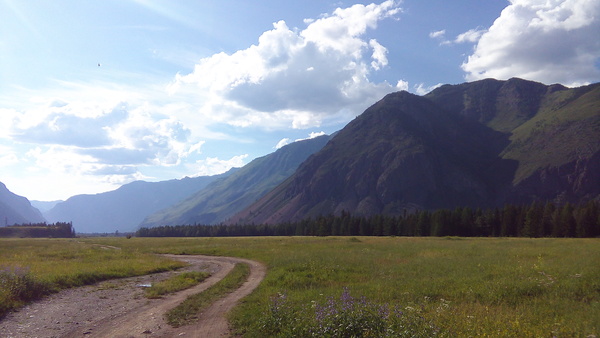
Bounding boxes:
[0,222,76,238]
[136,201,600,238]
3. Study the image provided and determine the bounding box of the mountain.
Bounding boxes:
[140,134,332,227]
[0,182,45,225]
[30,200,63,213]
[44,172,233,233]
[230,78,600,224]
[426,78,600,204]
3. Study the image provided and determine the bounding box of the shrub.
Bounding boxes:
[0,266,50,318]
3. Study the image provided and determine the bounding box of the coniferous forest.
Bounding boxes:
[0,222,76,238]
[137,201,600,238]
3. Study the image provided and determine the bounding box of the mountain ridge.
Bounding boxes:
[140,134,332,227]
[44,172,233,233]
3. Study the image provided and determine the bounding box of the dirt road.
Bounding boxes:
[0,255,266,338]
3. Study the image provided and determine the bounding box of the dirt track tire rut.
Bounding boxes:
[0,255,266,338]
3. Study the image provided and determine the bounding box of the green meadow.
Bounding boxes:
[1,237,599,336]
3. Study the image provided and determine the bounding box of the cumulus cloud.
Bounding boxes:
[454,28,486,44]
[414,83,443,95]
[429,29,446,39]
[395,80,409,91]
[18,145,146,200]
[8,99,197,168]
[275,131,327,149]
[462,0,600,86]
[191,154,249,177]
[10,105,124,147]
[275,138,292,149]
[26,146,126,178]
[168,0,403,129]
[369,39,388,70]
[306,131,326,139]
[430,27,486,45]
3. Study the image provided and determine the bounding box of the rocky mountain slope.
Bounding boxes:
[140,134,332,227]
[230,78,600,224]
[0,182,45,225]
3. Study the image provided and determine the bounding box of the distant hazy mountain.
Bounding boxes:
[30,200,63,213]
[44,172,233,233]
[0,182,45,225]
[230,78,600,224]
[140,134,332,227]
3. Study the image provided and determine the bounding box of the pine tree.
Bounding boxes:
[541,202,556,237]
[559,203,576,237]
[523,202,542,237]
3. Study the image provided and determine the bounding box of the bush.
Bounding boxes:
[0,266,50,318]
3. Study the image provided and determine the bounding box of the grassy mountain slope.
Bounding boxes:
[140,135,332,227]
[231,78,600,224]
[501,83,600,183]
[427,78,600,203]
[427,79,600,183]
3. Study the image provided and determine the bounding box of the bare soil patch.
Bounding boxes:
[0,255,266,338]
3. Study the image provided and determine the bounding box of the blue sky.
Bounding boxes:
[1,0,599,201]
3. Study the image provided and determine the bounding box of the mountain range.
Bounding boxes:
[38,134,331,233]
[229,78,600,224]
[140,134,332,227]
[4,77,598,232]
[43,173,232,233]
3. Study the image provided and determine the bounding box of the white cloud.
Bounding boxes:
[462,0,600,86]
[7,99,197,169]
[369,39,388,70]
[275,138,291,149]
[306,131,326,139]
[395,80,409,91]
[275,131,327,149]
[431,27,486,45]
[429,29,446,39]
[295,131,327,143]
[454,28,486,44]
[191,154,249,177]
[25,145,137,179]
[186,141,205,156]
[168,1,403,129]
[414,83,443,96]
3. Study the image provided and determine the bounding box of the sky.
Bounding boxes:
[1,0,599,202]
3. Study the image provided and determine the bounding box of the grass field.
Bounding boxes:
[1,236,599,336]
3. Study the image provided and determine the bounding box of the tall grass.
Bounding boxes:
[0,238,185,318]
